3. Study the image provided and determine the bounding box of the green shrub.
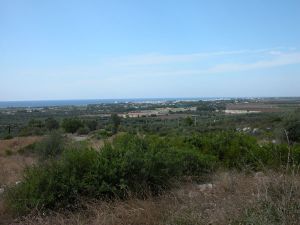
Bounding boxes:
[93,129,113,139]
[45,117,60,130]
[287,121,300,143]
[19,126,46,136]
[5,148,99,214]
[3,134,13,140]
[6,132,299,215]
[62,118,83,133]
[183,131,300,170]
[111,113,121,134]
[35,131,65,160]
[6,134,215,214]
[85,120,98,131]
[77,126,90,135]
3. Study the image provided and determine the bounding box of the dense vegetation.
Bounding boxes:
[5,131,300,214]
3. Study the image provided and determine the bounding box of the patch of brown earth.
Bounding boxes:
[0,136,42,155]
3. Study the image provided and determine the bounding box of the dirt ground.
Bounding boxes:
[226,103,281,112]
[0,137,42,186]
[0,137,42,156]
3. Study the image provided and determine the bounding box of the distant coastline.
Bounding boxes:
[0,98,231,108]
[0,97,299,109]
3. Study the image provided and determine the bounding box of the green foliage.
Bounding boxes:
[111,113,121,134]
[28,119,44,128]
[92,129,113,139]
[6,131,300,214]
[183,132,300,170]
[77,126,90,135]
[35,131,65,160]
[62,118,83,133]
[6,134,215,213]
[184,116,193,126]
[184,132,260,169]
[287,121,300,143]
[3,134,13,140]
[85,120,98,131]
[6,148,99,214]
[45,117,59,130]
[19,119,47,136]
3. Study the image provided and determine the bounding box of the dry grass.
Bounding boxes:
[0,137,43,224]
[0,137,42,186]
[0,154,36,187]
[88,134,119,150]
[0,136,42,155]
[3,170,299,225]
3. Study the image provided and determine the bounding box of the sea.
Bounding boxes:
[0,98,230,109]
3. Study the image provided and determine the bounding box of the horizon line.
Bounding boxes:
[1,96,300,103]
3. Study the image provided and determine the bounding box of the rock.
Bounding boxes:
[0,188,4,194]
[15,181,21,185]
[196,183,213,192]
[254,172,270,183]
[188,191,200,198]
[252,128,259,134]
[254,172,264,178]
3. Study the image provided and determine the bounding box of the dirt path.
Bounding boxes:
[0,136,42,155]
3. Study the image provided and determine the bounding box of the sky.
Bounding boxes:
[1,0,300,101]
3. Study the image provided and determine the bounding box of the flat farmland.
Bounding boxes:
[226,103,282,113]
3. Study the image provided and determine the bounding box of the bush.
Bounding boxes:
[28,119,44,128]
[111,113,121,134]
[93,129,113,139]
[184,116,193,126]
[62,118,83,133]
[3,134,13,140]
[85,120,98,131]
[7,132,299,214]
[35,131,65,160]
[5,148,99,214]
[6,134,215,214]
[77,126,90,135]
[19,126,46,136]
[287,121,300,143]
[183,131,300,170]
[45,117,60,130]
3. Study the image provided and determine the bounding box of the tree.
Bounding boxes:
[62,118,83,133]
[45,117,59,130]
[28,119,43,128]
[37,131,64,159]
[111,113,121,134]
[184,116,193,126]
[287,122,300,143]
[85,120,98,131]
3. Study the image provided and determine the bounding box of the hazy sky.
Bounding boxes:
[1,0,300,101]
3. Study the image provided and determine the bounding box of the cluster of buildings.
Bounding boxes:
[119,107,197,118]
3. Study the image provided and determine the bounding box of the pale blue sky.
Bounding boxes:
[1,0,300,100]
